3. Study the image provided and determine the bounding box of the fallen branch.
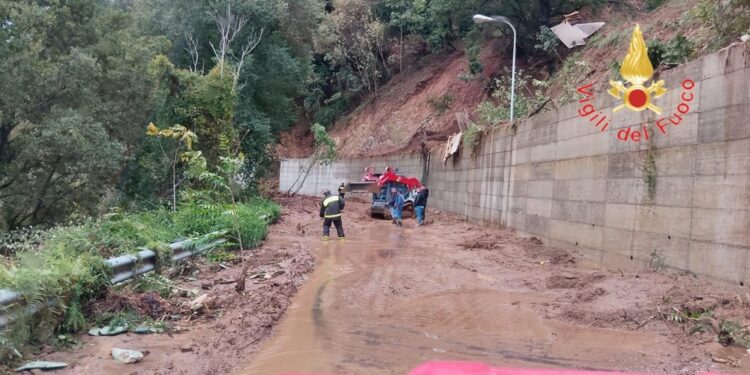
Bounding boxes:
[216,279,237,285]
[712,356,741,367]
[528,98,552,118]
[635,316,657,329]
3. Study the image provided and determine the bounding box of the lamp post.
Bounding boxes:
[472,14,517,128]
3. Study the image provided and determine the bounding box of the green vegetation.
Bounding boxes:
[462,122,484,155]
[554,54,592,106]
[0,199,280,360]
[662,307,750,350]
[428,94,456,115]
[534,26,562,61]
[647,34,695,67]
[610,60,624,81]
[719,320,750,348]
[645,0,667,10]
[692,0,750,50]
[475,68,550,127]
[464,27,484,74]
[641,149,658,203]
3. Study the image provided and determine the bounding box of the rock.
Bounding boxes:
[15,361,69,372]
[741,34,750,42]
[112,348,144,364]
[88,325,128,336]
[201,281,213,290]
[180,345,194,353]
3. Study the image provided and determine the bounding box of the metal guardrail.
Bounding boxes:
[0,237,227,329]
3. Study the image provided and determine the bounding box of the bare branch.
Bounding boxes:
[184,33,201,73]
[232,27,265,89]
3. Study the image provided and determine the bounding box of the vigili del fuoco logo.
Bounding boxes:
[576,24,696,143]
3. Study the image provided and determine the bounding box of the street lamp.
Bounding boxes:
[473,14,517,128]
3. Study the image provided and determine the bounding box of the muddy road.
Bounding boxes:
[236,199,749,375]
[44,197,750,374]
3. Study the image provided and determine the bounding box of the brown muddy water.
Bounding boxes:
[237,224,673,375]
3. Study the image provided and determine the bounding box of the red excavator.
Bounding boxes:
[344,166,421,218]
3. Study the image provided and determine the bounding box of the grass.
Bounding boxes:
[0,198,280,362]
[550,53,591,106]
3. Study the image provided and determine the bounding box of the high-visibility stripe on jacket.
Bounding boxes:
[320,195,344,218]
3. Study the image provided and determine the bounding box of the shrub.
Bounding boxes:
[0,227,51,258]
[85,210,178,258]
[693,0,750,49]
[555,53,592,106]
[172,200,280,249]
[476,68,550,125]
[534,26,561,60]
[428,94,455,115]
[462,122,484,154]
[610,60,623,81]
[645,0,666,10]
[648,34,694,67]
[0,244,111,361]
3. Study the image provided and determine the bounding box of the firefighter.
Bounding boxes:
[338,183,345,199]
[320,189,345,240]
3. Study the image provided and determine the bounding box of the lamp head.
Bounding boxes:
[472,14,494,24]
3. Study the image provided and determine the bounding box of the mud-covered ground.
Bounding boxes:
[27,196,750,375]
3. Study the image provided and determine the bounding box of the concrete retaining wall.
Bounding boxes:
[280,43,750,285]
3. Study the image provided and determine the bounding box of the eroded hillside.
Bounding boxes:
[278,0,746,159]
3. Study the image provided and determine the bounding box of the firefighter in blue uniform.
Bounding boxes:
[320,189,345,240]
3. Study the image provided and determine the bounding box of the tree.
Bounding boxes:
[133,0,321,186]
[1,111,124,229]
[149,55,238,165]
[206,2,264,88]
[145,123,198,212]
[315,0,390,96]
[0,0,167,229]
[375,0,424,75]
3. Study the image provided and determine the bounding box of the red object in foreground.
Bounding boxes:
[376,169,421,189]
[282,361,731,375]
[408,362,730,375]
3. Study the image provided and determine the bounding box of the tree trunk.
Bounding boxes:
[286,156,318,197]
[399,25,404,79]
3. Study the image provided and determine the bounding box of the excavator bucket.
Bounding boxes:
[344,182,377,193]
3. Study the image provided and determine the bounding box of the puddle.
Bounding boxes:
[237,224,673,375]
